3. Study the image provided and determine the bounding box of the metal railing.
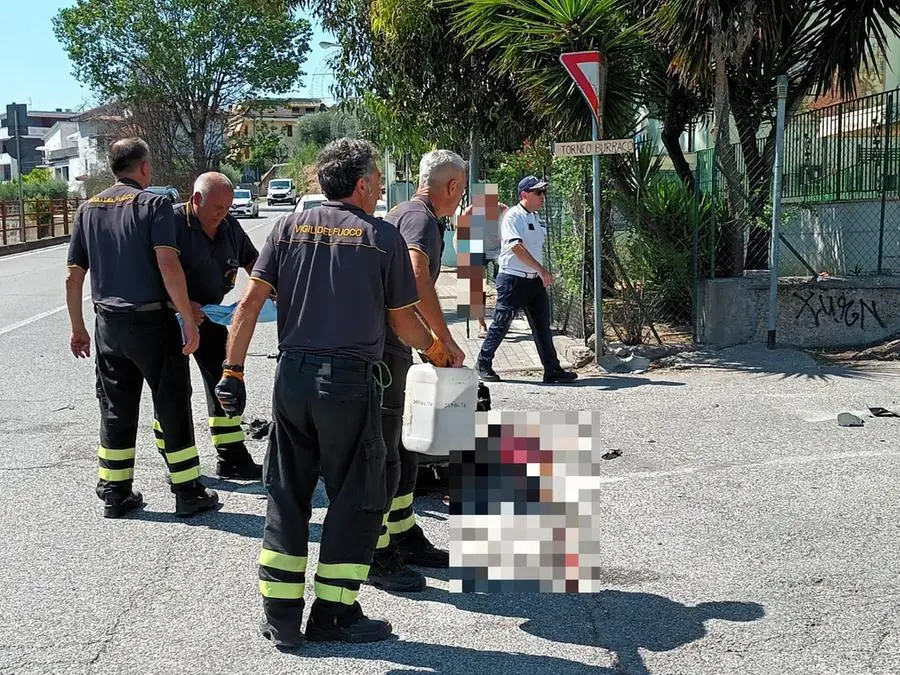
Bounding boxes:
[46,146,80,162]
[0,198,83,247]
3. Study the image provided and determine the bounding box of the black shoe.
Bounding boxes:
[366,544,427,592]
[260,619,304,651]
[543,369,578,384]
[395,524,449,568]
[477,362,501,382]
[174,483,220,518]
[305,602,393,643]
[103,491,145,519]
[216,455,262,481]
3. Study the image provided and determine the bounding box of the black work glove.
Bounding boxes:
[215,372,246,418]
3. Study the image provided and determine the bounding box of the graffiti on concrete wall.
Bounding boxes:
[793,291,886,331]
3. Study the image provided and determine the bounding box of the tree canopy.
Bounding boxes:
[54,0,312,180]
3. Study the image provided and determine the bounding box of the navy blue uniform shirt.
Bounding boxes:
[251,200,420,363]
[382,197,445,360]
[67,178,179,310]
[173,202,258,306]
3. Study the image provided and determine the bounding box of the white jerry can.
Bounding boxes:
[402,363,478,456]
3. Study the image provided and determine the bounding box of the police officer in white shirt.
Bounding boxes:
[476,176,577,384]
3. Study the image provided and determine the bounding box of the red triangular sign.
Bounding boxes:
[559,51,607,132]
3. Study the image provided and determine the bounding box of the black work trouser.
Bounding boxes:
[257,351,395,626]
[478,273,562,373]
[153,320,247,461]
[94,306,200,498]
[375,350,417,552]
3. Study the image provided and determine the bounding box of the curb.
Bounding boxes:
[0,235,70,257]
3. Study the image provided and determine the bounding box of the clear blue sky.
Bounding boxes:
[0,1,338,113]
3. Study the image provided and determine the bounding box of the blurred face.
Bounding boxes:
[521,187,546,212]
[193,184,233,228]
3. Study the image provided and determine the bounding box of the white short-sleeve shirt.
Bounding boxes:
[497,203,545,276]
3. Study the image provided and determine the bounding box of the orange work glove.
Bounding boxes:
[421,333,453,367]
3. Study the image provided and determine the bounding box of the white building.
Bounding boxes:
[40,105,120,197]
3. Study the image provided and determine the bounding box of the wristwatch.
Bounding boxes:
[222,362,245,372]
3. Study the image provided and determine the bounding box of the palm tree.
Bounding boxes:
[658,0,900,271]
[447,0,647,142]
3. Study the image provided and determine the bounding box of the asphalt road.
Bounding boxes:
[1,205,898,674]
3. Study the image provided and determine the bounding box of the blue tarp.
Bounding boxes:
[177,299,277,328]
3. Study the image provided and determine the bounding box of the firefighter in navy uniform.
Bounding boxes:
[64,137,219,519]
[214,138,456,648]
[155,171,262,481]
[367,150,467,593]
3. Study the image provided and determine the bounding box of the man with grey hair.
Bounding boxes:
[214,137,452,646]
[367,149,467,593]
[158,171,263,481]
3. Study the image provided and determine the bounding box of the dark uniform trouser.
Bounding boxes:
[257,352,397,626]
[153,321,247,461]
[478,273,562,372]
[375,350,417,552]
[94,307,200,497]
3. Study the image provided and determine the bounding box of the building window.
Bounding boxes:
[286,126,293,137]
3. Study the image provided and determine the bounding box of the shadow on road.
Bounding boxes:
[132,508,322,543]
[655,344,896,383]
[285,589,763,674]
[497,376,686,390]
[396,588,764,674]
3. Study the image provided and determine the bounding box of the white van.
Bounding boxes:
[266,178,297,206]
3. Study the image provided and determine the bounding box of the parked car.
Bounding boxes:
[266,178,297,206]
[230,189,259,218]
[146,185,180,202]
[294,193,327,212]
[294,194,387,216]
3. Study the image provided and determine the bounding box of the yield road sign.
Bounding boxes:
[552,139,635,157]
[559,51,607,133]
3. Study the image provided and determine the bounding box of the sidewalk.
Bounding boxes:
[436,267,581,373]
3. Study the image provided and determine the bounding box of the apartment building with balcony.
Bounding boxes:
[0,104,74,181]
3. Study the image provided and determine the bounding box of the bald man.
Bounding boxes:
[153,173,263,481]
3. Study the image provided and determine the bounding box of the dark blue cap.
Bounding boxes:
[517,175,548,194]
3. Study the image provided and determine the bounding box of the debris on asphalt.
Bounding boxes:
[868,406,900,417]
[837,412,865,427]
[244,417,271,439]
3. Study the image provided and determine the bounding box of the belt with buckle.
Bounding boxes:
[502,269,538,279]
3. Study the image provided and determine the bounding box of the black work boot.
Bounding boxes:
[543,368,578,384]
[365,544,426,592]
[174,481,220,518]
[477,361,501,382]
[395,524,449,568]
[260,599,306,650]
[305,601,393,643]
[101,490,145,519]
[216,445,263,481]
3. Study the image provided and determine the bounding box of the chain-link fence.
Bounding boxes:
[537,83,900,352]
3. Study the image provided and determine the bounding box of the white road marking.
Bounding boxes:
[0,215,277,337]
[0,294,90,337]
[0,242,69,262]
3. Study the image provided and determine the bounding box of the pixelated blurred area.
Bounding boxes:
[456,183,501,323]
[450,410,611,593]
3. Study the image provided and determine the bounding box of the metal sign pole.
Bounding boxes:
[592,117,604,360]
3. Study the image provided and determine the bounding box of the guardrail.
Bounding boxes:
[0,198,84,247]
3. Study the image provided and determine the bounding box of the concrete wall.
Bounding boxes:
[700,275,900,349]
[779,199,900,276]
